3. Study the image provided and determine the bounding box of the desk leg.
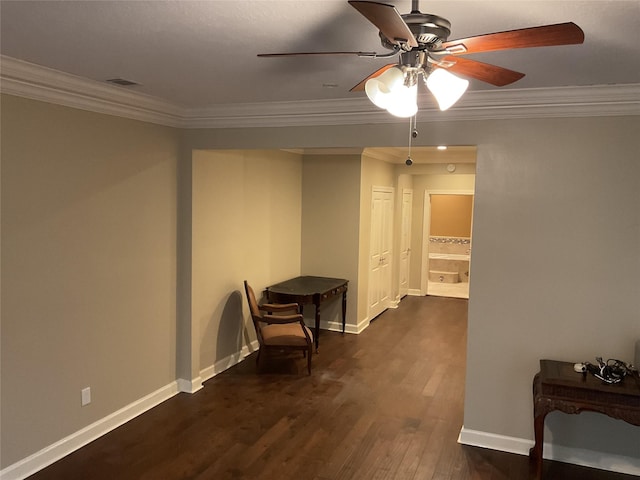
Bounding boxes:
[530,411,546,480]
[530,374,546,480]
[341,290,347,334]
[314,298,320,353]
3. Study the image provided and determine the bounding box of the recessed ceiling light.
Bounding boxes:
[322,83,339,88]
[437,145,447,150]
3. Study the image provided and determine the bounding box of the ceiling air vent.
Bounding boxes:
[105,78,140,87]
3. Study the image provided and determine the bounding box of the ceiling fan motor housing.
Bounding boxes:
[398,51,432,85]
[400,50,428,69]
[380,12,451,51]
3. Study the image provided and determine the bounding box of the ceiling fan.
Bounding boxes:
[258,0,584,115]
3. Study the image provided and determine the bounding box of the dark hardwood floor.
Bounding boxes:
[28,296,634,480]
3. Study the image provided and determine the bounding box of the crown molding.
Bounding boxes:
[185,84,640,128]
[2,55,639,129]
[0,55,185,127]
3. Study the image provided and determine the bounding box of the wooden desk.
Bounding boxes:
[530,359,640,479]
[266,276,348,352]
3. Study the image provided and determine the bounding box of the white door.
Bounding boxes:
[369,187,394,320]
[399,189,413,298]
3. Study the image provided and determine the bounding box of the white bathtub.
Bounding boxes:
[428,253,470,261]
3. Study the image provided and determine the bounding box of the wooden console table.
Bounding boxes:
[530,359,640,479]
[266,276,348,352]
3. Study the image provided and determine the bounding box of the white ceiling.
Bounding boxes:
[1,0,639,111]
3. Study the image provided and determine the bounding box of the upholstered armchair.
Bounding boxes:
[243,281,313,374]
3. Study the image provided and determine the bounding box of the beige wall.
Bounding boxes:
[192,149,303,371]
[465,117,640,460]
[301,154,361,330]
[430,194,474,237]
[1,95,180,467]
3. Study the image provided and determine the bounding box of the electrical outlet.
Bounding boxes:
[81,387,91,406]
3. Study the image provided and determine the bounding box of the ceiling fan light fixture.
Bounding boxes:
[365,67,417,117]
[364,66,404,109]
[425,68,469,111]
[385,83,418,118]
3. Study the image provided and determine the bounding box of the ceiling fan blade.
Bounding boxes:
[439,56,525,87]
[258,51,377,57]
[348,1,418,48]
[349,63,396,91]
[443,22,584,55]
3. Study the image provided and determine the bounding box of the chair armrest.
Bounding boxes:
[259,315,313,346]
[259,302,300,314]
[260,314,304,325]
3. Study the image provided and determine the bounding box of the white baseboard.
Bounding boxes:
[458,426,640,476]
[177,376,203,394]
[408,288,423,296]
[320,320,348,333]
[547,443,640,476]
[354,317,371,334]
[200,341,259,383]
[318,319,365,334]
[304,318,370,335]
[0,382,181,480]
[458,426,533,456]
[1,341,263,480]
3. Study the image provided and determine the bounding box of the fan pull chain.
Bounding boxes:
[406,115,417,166]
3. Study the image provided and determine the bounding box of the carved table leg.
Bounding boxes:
[530,373,546,480]
[530,411,547,480]
[314,297,320,353]
[341,290,347,334]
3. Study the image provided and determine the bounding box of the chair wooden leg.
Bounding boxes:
[307,346,312,375]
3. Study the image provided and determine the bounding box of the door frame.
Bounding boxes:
[421,190,475,295]
[398,188,413,299]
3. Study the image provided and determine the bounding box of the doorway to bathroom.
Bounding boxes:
[422,191,474,299]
